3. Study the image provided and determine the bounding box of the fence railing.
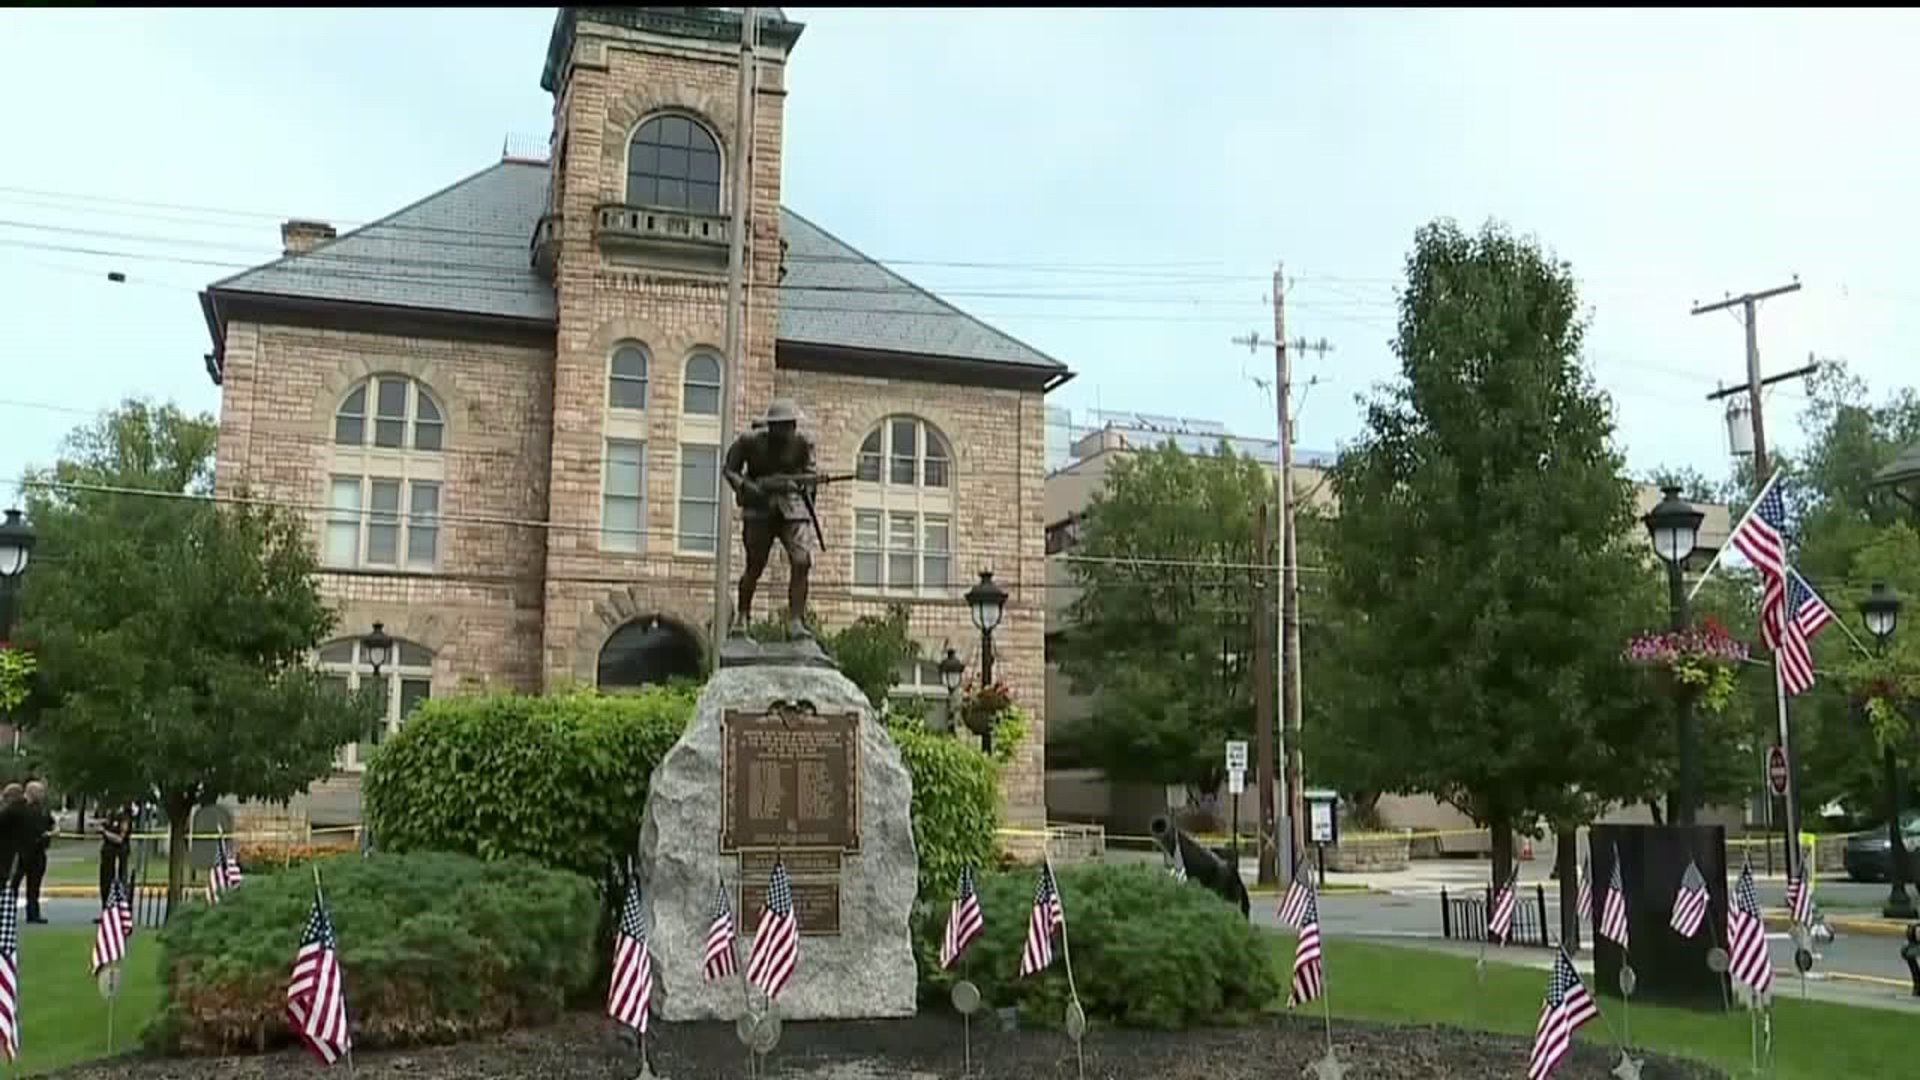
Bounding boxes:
[1439,883,1553,949]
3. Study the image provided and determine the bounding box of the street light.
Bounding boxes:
[1860,581,1913,920]
[937,643,965,732]
[0,508,37,643]
[362,622,393,678]
[1643,485,1705,825]
[963,570,1010,753]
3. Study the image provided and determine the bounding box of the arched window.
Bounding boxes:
[598,616,704,689]
[683,351,722,416]
[851,416,954,594]
[315,635,434,771]
[326,376,445,571]
[609,343,649,410]
[626,114,722,214]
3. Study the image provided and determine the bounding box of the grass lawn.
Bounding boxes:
[1290,936,1911,1080]
[14,926,162,1077]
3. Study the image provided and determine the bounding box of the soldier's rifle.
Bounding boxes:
[752,471,858,550]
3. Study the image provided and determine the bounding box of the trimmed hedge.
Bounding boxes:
[148,851,599,1054]
[363,687,693,880]
[885,718,1002,901]
[913,863,1282,1030]
[232,841,356,875]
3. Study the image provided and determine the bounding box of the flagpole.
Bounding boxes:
[1773,657,1799,888]
[1688,470,1784,604]
[1045,852,1086,1080]
[312,864,355,1075]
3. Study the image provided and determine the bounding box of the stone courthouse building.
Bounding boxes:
[198,7,1071,825]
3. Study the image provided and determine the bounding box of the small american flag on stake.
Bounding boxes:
[1487,868,1519,945]
[745,860,799,1002]
[1527,948,1599,1080]
[1575,854,1591,926]
[940,866,985,970]
[1285,874,1323,1008]
[1276,863,1314,929]
[1669,860,1709,939]
[91,874,133,974]
[0,871,19,1061]
[1727,860,1773,999]
[1018,862,1065,977]
[703,882,739,981]
[208,833,243,903]
[606,877,653,1034]
[286,881,351,1065]
[1784,869,1813,926]
[1598,847,1629,950]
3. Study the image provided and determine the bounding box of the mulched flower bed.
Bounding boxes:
[46,1012,1724,1079]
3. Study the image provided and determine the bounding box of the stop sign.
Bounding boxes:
[1767,746,1789,797]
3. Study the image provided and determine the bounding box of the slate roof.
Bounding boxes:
[1876,439,1920,488]
[207,161,1069,377]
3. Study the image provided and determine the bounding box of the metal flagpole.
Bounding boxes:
[962,949,972,1077]
[1047,853,1085,1080]
[1687,470,1784,605]
[312,864,355,1076]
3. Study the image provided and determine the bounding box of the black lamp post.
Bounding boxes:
[1860,581,1914,920]
[937,643,965,732]
[363,622,393,679]
[1643,485,1706,826]
[964,569,1010,753]
[0,509,37,645]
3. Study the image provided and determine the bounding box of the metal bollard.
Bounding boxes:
[1900,924,1920,998]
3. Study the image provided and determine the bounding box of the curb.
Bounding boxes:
[1763,910,1914,939]
[1247,884,1381,898]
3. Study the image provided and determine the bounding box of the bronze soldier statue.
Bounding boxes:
[723,399,821,641]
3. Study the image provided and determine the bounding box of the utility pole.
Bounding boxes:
[1253,502,1277,885]
[1690,279,1813,881]
[1233,267,1333,883]
[712,7,759,641]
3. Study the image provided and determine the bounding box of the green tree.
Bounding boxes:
[1055,442,1272,795]
[17,401,370,911]
[1321,219,1658,885]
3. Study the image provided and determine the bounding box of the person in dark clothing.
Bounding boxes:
[97,800,133,915]
[0,784,25,885]
[9,781,54,923]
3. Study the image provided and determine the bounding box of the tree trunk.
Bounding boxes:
[1647,800,1665,827]
[1555,826,1582,954]
[1490,817,1514,893]
[166,796,193,918]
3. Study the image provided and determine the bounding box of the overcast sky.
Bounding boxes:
[2,7,1915,497]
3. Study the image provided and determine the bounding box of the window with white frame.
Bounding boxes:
[601,439,647,553]
[316,636,434,771]
[683,351,722,416]
[325,475,441,570]
[888,657,956,728]
[334,376,443,451]
[327,375,445,572]
[609,343,649,410]
[677,443,721,553]
[851,415,954,593]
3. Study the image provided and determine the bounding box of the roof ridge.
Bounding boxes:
[779,206,1066,371]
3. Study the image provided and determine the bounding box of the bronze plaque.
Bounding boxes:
[739,876,842,937]
[740,849,843,877]
[720,707,861,854]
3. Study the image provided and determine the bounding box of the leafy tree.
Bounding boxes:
[1056,442,1272,795]
[744,603,921,711]
[1320,219,1659,885]
[17,401,371,911]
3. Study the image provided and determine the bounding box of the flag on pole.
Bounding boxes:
[286,887,351,1065]
[1488,868,1519,945]
[1527,949,1600,1080]
[1776,570,1835,697]
[0,874,19,1061]
[606,879,653,1034]
[1727,861,1774,998]
[703,882,739,981]
[1669,860,1709,938]
[1575,854,1591,926]
[1728,477,1791,644]
[208,834,243,904]
[91,875,133,974]
[1784,870,1813,926]
[940,866,985,970]
[1018,862,1065,977]
[1285,874,1323,1008]
[1276,870,1315,929]
[745,861,799,1002]
[1598,847,1629,950]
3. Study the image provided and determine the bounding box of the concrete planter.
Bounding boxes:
[1323,828,1412,872]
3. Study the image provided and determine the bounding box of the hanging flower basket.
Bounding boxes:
[960,679,1013,737]
[1623,617,1748,714]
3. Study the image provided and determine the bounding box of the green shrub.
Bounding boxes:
[148,851,599,1054]
[886,718,1001,901]
[232,841,355,875]
[912,862,1281,1030]
[363,687,692,880]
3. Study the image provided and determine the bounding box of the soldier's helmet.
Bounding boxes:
[763,398,802,425]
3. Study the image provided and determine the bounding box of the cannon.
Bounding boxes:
[1150,815,1251,920]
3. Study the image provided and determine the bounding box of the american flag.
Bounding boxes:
[940,866,985,970]
[1669,860,1709,939]
[1276,870,1315,929]
[1575,854,1591,926]
[1285,875,1323,1008]
[286,889,351,1065]
[1018,862,1065,977]
[1727,861,1774,998]
[0,874,18,1061]
[1168,841,1187,882]
[606,880,653,1034]
[1728,477,1788,587]
[1598,847,1629,950]
[1488,869,1519,945]
[703,882,739,981]
[208,835,243,903]
[1527,949,1599,1080]
[1784,870,1813,926]
[91,874,133,974]
[745,861,799,1002]
[1775,570,1835,697]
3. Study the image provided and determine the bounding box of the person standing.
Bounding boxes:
[0,784,25,885]
[97,799,133,917]
[11,781,54,923]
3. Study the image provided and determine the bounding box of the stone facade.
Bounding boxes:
[202,9,1064,827]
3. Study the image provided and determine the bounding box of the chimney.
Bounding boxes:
[281,219,337,257]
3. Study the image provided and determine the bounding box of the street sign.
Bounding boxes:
[1767,746,1789,797]
[1227,768,1245,795]
[1225,740,1248,773]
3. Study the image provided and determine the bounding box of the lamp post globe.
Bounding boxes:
[0,509,35,580]
[1862,581,1901,644]
[1860,580,1914,919]
[965,570,1008,635]
[938,644,965,693]
[1642,486,1704,567]
[363,622,394,677]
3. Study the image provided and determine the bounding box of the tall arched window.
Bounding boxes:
[315,636,434,771]
[609,343,649,410]
[327,376,445,571]
[626,114,722,213]
[683,351,722,416]
[851,416,953,594]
